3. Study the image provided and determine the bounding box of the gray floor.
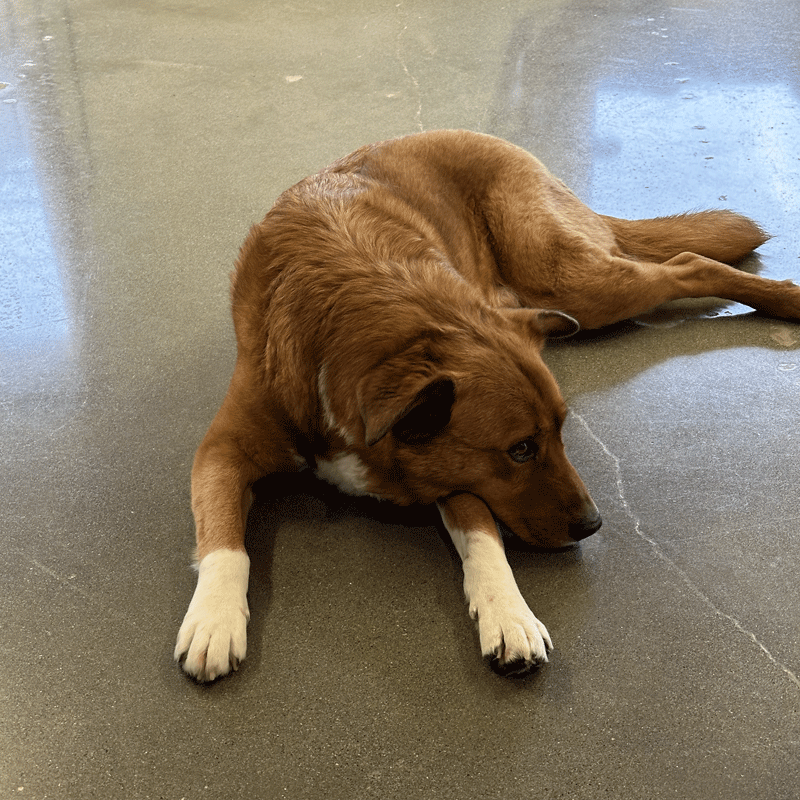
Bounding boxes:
[2,1,799,798]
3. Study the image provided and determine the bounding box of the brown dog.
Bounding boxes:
[175,130,800,680]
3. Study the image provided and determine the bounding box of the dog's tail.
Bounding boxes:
[601,210,769,264]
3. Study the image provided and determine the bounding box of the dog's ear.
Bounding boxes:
[358,361,455,447]
[390,378,456,445]
[536,309,581,338]
[505,308,580,340]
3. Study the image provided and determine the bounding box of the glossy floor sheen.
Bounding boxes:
[1,1,798,798]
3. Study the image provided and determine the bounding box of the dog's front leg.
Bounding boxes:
[437,493,553,676]
[174,430,262,682]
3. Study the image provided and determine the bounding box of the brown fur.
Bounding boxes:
[181,130,799,675]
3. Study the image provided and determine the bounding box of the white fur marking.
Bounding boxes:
[315,452,377,497]
[174,549,250,682]
[290,449,307,468]
[438,503,552,670]
[318,363,356,444]
[317,363,338,432]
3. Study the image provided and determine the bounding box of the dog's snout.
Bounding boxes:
[568,512,602,542]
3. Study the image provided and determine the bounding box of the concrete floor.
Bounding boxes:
[2,0,799,797]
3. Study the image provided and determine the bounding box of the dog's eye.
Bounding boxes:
[508,437,538,463]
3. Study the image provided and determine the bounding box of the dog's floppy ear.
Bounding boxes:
[536,309,581,338]
[358,358,455,447]
[506,308,580,340]
[389,378,455,445]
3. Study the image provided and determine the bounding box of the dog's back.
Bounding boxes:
[230,129,791,348]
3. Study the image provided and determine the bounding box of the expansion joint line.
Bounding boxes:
[573,411,800,691]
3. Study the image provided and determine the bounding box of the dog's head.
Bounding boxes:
[356,307,601,548]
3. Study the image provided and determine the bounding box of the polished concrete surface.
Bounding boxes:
[2,1,799,798]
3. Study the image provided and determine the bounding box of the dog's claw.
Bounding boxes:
[176,648,240,683]
[472,599,553,677]
[488,653,544,677]
[486,642,549,677]
[175,549,250,683]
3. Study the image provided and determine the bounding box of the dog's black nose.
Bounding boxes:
[568,513,602,541]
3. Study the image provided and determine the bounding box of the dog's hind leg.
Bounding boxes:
[469,143,798,327]
[438,492,553,676]
[538,253,800,330]
[659,251,800,320]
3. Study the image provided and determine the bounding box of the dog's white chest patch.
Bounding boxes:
[315,452,377,497]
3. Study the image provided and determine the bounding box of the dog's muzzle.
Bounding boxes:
[568,511,603,542]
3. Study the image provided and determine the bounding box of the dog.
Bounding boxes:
[174,130,800,680]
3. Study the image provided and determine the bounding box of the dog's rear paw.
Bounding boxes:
[473,599,553,677]
[174,549,250,682]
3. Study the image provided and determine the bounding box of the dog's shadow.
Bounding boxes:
[242,471,597,683]
[242,473,456,676]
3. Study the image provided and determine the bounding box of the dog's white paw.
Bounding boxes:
[452,525,553,676]
[174,549,250,682]
[470,591,553,676]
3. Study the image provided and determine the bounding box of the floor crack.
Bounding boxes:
[573,410,800,691]
[15,548,141,630]
[395,14,423,132]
